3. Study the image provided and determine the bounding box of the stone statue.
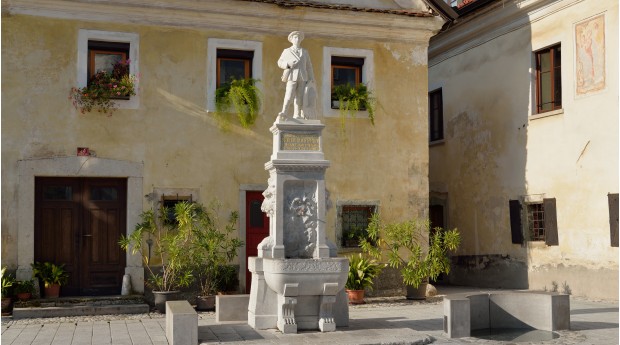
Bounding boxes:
[278,31,315,120]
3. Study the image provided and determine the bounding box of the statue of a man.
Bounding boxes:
[278,31,315,120]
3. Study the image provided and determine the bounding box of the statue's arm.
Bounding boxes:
[278,49,291,69]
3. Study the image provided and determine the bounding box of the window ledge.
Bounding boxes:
[338,247,363,255]
[530,108,564,120]
[526,240,549,248]
[429,139,445,147]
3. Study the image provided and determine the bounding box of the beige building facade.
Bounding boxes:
[2,0,443,295]
[429,0,618,300]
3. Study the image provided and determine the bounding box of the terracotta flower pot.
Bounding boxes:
[16,292,32,301]
[44,284,61,298]
[346,289,365,304]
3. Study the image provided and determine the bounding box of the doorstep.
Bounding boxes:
[12,295,149,319]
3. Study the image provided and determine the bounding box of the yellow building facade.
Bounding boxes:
[2,0,443,295]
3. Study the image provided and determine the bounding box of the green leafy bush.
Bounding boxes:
[345,253,383,291]
[31,262,69,287]
[360,214,460,288]
[215,78,261,129]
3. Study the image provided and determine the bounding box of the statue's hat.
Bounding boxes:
[288,31,304,43]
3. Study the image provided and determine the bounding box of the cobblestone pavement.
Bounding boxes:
[1,287,617,344]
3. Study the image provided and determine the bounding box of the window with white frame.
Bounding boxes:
[77,30,139,109]
[206,39,262,112]
[322,47,374,118]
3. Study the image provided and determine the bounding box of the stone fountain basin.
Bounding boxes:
[262,258,348,296]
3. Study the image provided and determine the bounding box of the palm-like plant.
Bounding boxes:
[1,267,15,298]
[31,262,69,287]
[345,253,383,291]
[360,213,460,288]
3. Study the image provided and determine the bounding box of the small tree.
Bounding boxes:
[360,213,460,288]
[119,204,194,292]
[183,201,243,296]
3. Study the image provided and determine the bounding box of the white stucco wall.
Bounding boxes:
[429,0,618,300]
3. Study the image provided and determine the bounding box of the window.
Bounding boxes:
[161,194,192,225]
[206,39,262,112]
[339,204,377,248]
[526,203,545,241]
[509,198,558,245]
[217,49,253,87]
[535,44,562,113]
[429,88,444,142]
[322,47,374,118]
[77,30,139,109]
[88,41,129,81]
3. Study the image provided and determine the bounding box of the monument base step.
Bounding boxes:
[11,295,149,319]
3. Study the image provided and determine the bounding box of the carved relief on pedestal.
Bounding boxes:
[283,180,318,258]
[261,173,277,217]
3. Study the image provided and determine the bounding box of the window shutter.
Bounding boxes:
[608,193,619,247]
[543,198,558,246]
[509,200,523,244]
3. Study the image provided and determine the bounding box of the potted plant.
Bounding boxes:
[1,267,15,313]
[331,82,376,128]
[70,59,137,115]
[360,214,460,300]
[214,265,239,295]
[214,77,261,129]
[182,201,243,311]
[119,204,195,313]
[345,253,383,304]
[14,280,35,301]
[31,262,68,298]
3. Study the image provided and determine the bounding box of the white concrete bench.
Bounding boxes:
[166,301,198,345]
[444,291,570,338]
[216,294,250,323]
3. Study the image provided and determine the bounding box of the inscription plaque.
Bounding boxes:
[281,133,320,151]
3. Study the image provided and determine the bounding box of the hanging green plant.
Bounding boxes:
[331,82,376,129]
[215,78,261,129]
[69,59,137,115]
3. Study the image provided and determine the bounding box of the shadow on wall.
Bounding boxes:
[428,1,532,290]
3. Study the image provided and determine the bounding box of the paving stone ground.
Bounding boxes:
[1,286,617,345]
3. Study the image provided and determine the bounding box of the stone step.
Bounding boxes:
[11,295,150,319]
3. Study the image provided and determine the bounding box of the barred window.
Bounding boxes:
[341,205,376,247]
[527,203,545,241]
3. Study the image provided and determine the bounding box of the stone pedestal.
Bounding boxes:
[248,118,348,333]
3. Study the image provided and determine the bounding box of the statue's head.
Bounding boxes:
[288,31,304,43]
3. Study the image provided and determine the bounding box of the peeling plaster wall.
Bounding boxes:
[429,0,618,300]
[1,0,440,294]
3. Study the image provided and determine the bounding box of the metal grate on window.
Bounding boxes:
[341,205,375,247]
[527,203,545,241]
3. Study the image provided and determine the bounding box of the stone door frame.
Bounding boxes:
[17,156,145,293]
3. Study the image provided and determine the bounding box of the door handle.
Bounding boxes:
[83,234,93,237]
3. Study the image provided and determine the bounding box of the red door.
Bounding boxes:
[35,177,127,296]
[245,191,269,293]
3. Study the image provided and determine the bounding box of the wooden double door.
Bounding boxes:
[35,177,127,296]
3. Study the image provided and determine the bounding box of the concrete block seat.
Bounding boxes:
[166,301,198,345]
[443,290,570,338]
